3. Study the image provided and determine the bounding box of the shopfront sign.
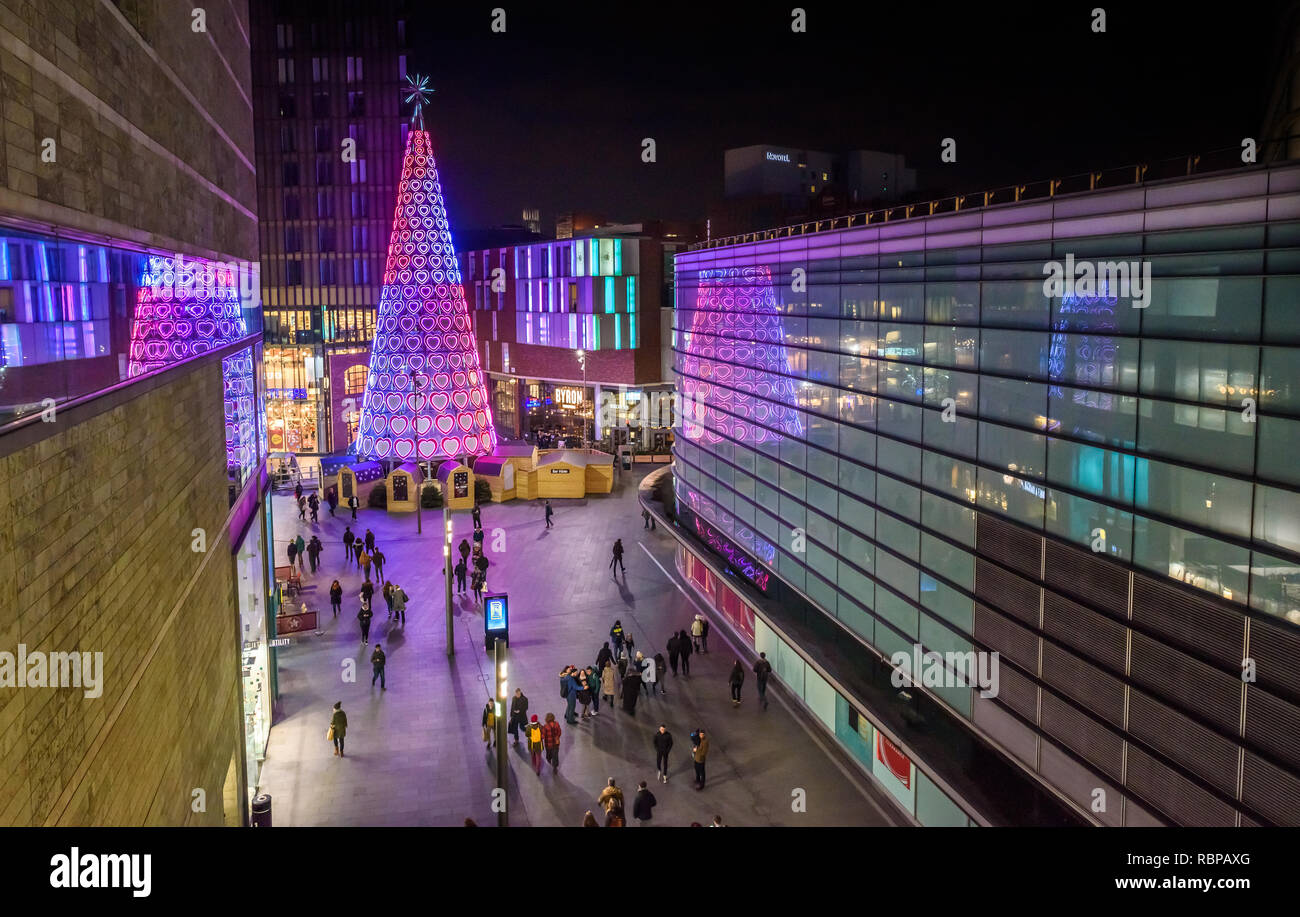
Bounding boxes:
[453,470,469,499]
[550,468,571,474]
[555,386,584,407]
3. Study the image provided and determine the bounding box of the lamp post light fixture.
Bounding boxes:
[575,348,588,448]
[494,645,509,827]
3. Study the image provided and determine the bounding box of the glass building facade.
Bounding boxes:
[672,165,1300,826]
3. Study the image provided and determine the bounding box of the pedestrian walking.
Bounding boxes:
[459,538,471,564]
[596,641,613,672]
[358,598,373,644]
[343,526,355,562]
[598,778,624,814]
[295,482,303,504]
[691,728,710,789]
[472,525,485,549]
[471,567,485,605]
[621,666,641,716]
[600,660,618,708]
[508,688,529,744]
[286,539,298,570]
[653,725,673,783]
[308,492,319,522]
[360,549,372,582]
[349,494,358,521]
[329,579,342,617]
[609,538,625,575]
[371,547,386,583]
[754,652,773,709]
[482,699,496,749]
[364,529,375,554]
[560,665,580,724]
[454,558,467,593]
[729,660,745,706]
[642,507,655,530]
[584,665,601,715]
[605,805,626,828]
[610,619,625,656]
[637,652,656,698]
[306,535,322,573]
[371,643,386,689]
[298,495,307,520]
[541,712,562,773]
[294,534,306,572]
[526,715,545,774]
[472,504,482,530]
[329,702,347,757]
[360,579,374,606]
[691,615,704,653]
[391,584,408,626]
[327,487,338,517]
[633,781,657,824]
[577,670,594,720]
[701,616,711,653]
[544,499,554,527]
[678,629,693,674]
[667,633,680,676]
[624,632,636,661]
[383,581,394,618]
[653,652,667,696]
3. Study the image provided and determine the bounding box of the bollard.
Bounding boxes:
[251,793,272,827]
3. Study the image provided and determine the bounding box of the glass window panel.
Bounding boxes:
[1248,549,1300,626]
[925,281,979,325]
[1257,416,1300,487]
[921,533,974,589]
[879,283,924,321]
[922,451,979,503]
[923,367,978,411]
[878,398,923,440]
[1048,331,1139,392]
[1046,438,1136,504]
[877,475,920,518]
[839,354,877,391]
[1140,339,1258,406]
[877,439,921,482]
[923,409,978,459]
[875,586,919,637]
[924,326,979,368]
[838,494,876,542]
[922,492,976,546]
[1047,386,1137,447]
[980,280,1050,329]
[839,424,876,463]
[1141,277,1262,341]
[1051,289,1141,334]
[879,362,925,406]
[877,514,919,561]
[838,392,877,427]
[981,328,1049,378]
[1135,459,1252,539]
[1136,399,1254,474]
[977,466,1045,527]
[1260,347,1300,415]
[1133,516,1249,603]
[921,579,974,633]
[838,457,876,500]
[1253,484,1300,555]
[840,284,879,319]
[807,443,838,485]
[980,376,1048,428]
[978,421,1047,479]
[879,323,923,362]
[1262,276,1300,344]
[1045,489,1134,561]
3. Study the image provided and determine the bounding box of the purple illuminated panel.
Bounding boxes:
[694,514,770,592]
[127,255,247,377]
[678,264,803,445]
[223,347,257,485]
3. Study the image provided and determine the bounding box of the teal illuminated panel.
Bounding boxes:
[605,276,615,314]
[614,239,622,274]
[615,313,621,350]
[628,276,636,347]
[590,239,598,276]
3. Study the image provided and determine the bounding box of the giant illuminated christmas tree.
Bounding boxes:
[678,264,803,445]
[355,75,497,462]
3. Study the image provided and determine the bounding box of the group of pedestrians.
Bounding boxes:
[285,533,325,574]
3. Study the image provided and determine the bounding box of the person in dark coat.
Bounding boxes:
[370,644,386,689]
[754,652,773,710]
[286,540,298,569]
[364,529,375,554]
[596,641,613,672]
[667,633,680,676]
[621,667,641,715]
[678,628,693,675]
[329,579,343,617]
[459,538,471,564]
[326,487,338,516]
[632,781,657,824]
[729,660,745,706]
[306,535,323,573]
[454,558,468,594]
[609,538,625,575]
[472,504,482,530]
[508,688,529,745]
[357,599,373,645]
[308,492,319,522]
[343,527,356,562]
[653,724,673,783]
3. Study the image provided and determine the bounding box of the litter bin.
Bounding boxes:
[622,455,631,471]
[251,793,272,827]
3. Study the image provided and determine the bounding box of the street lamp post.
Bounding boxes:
[575,348,587,448]
[444,510,454,656]
[494,639,508,827]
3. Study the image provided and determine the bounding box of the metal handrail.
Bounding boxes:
[691,146,1253,251]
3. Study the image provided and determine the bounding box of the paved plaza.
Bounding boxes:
[257,467,902,827]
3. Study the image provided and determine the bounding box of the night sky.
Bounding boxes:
[405,1,1286,231]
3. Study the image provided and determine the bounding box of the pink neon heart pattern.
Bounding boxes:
[354,127,498,461]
